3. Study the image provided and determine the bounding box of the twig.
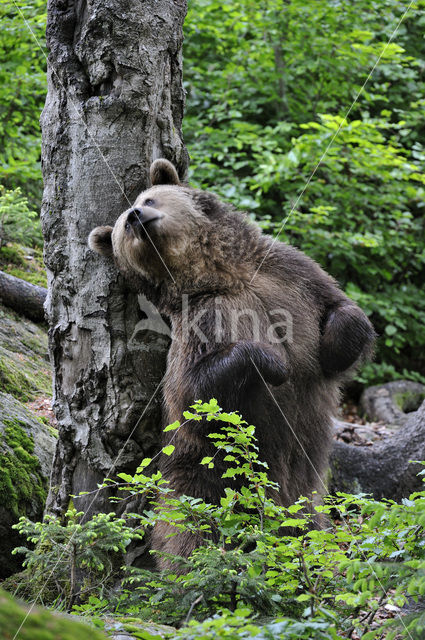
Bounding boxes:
[363,592,387,635]
[184,594,203,624]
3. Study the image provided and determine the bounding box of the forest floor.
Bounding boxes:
[336,402,398,446]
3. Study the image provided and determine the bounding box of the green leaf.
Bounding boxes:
[161,445,175,456]
[163,421,180,432]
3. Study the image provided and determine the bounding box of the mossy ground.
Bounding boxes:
[0,242,47,288]
[0,588,107,640]
[0,303,51,402]
[0,354,51,402]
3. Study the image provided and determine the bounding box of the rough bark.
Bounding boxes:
[330,399,425,500]
[0,270,46,322]
[41,0,188,549]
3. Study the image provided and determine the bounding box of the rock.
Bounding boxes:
[0,302,51,402]
[360,380,425,426]
[0,392,56,579]
[103,616,176,639]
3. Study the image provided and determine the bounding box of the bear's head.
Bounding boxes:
[88,159,261,290]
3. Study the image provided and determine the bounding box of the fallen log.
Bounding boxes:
[0,269,47,322]
[330,393,425,500]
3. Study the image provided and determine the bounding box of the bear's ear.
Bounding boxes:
[150,159,181,186]
[88,226,113,257]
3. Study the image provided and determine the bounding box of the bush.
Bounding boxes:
[0,185,42,249]
[12,402,425,637]
[12,507,140,611]
[0,0,46,208]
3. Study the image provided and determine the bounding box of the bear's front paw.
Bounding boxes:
[192,341,287,397]
[246,342,287,387]
[224,341,286,387]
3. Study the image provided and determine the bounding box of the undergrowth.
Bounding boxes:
[11,400,425,639]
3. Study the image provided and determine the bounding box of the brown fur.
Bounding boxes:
[89,159,375,567]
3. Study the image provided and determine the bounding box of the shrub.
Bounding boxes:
[12,507,139,611]
[0,185,42,249]
[111,402,425,638]
[12,402,425,637]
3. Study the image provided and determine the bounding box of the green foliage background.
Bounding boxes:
[0,0,46,209]
[183,0,425,386]
[1,0,425,385]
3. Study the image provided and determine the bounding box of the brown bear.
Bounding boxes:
[89,159,375,564]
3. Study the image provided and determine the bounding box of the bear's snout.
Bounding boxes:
[127,208,146,228]
[127,208,142,225]
[126,207,163,238]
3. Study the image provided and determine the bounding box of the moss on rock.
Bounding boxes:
[0,588,107,640]
[0,303,51,402]
[0,418,47,517]
[0,244,27,267]
[0,393,56,579]
[393,390,425,414]
[0,353,50,402]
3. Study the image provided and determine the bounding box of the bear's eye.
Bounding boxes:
[144,198,155,207]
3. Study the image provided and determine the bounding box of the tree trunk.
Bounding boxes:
[41,0,188,551]
[0,270,46,322]
[330,399,425,500]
